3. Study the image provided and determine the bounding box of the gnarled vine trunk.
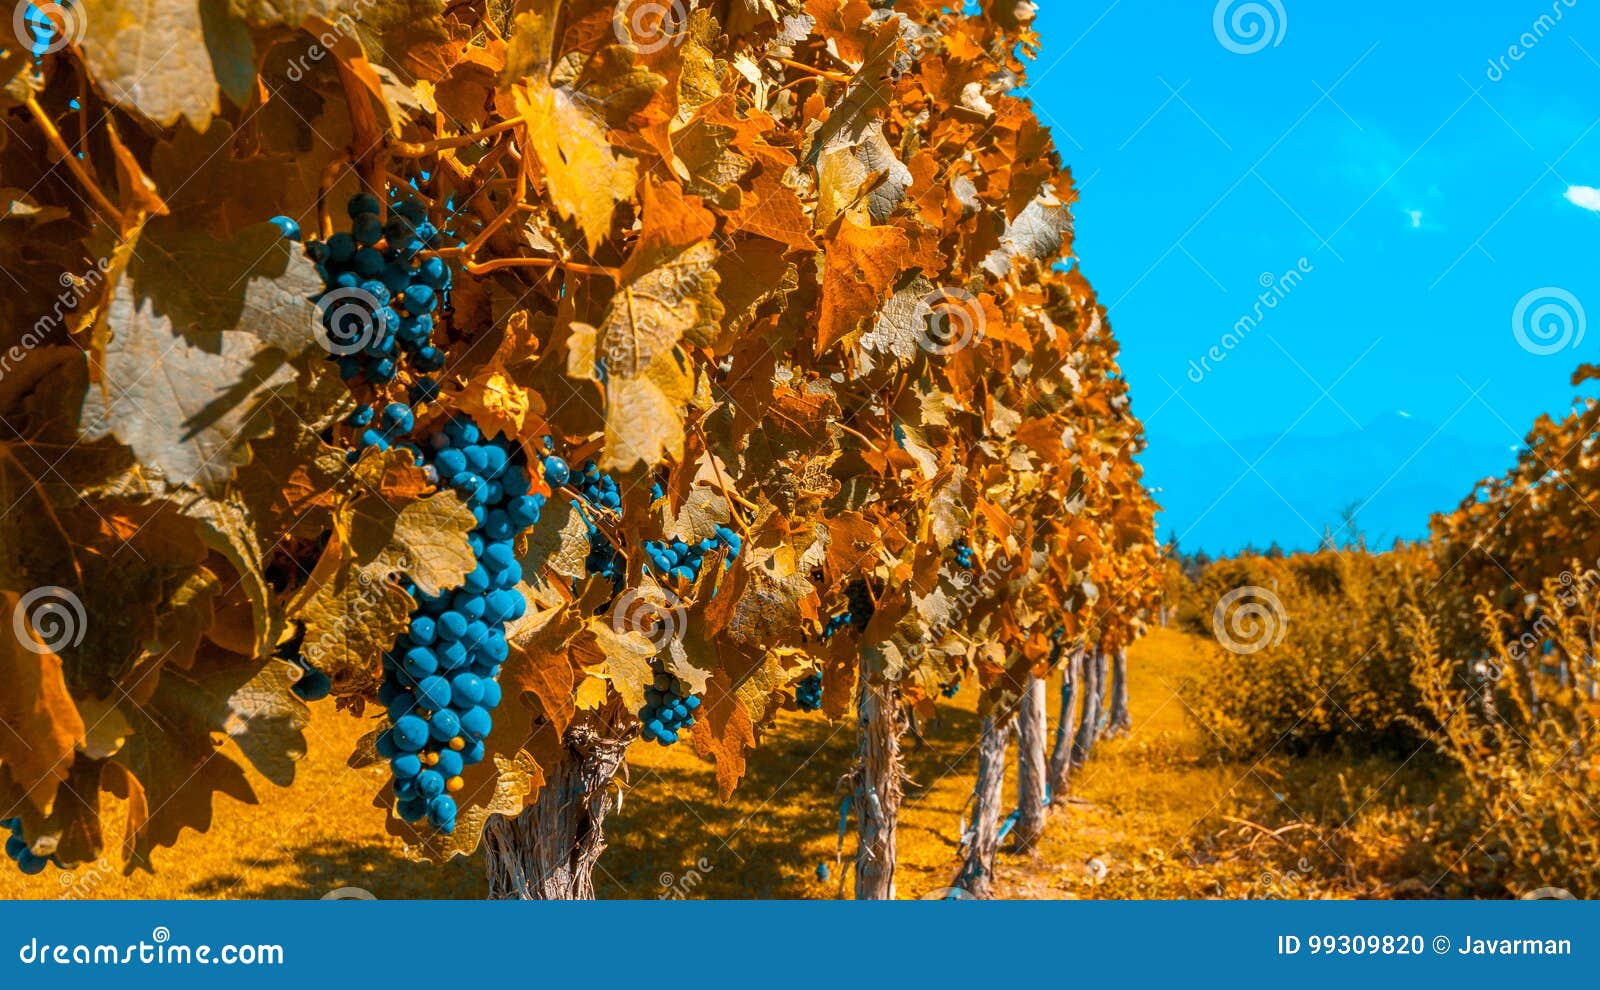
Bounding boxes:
[854,679,904,900]
[1047,647,1083,799]
[1013,676,1049,852]
[955,711,1014,898]
[1071,646,1104,767]
[1106,646,1131,737]
[483,720,631,900]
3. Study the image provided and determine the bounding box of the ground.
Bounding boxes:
[0,628,1456,900]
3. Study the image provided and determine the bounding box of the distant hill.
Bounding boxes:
[1141,412,1519,555]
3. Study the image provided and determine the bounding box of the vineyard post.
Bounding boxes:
[853,678,904,900]
[1106,646,1131,737]
[1071,646,1105,767]
[1048,646,1084,798]
[1013,675,1049,852]
[955,710,1015,898]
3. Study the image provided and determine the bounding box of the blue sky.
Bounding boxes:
[1021,1,1600,552]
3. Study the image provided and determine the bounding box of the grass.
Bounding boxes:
[0,627,1465,899]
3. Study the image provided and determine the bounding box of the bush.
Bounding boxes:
[1407,573,1600,897]
[1189,549,1433,757]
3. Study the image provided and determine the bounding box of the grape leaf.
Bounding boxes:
[0,597,87,814]
[79,283,299,493]
[77,0,239,128]
[817,220,911,352]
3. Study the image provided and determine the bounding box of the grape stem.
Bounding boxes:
[25,97,120,226]
[316,154,353,239]
[774,57,852,84]
[390,118,523,157]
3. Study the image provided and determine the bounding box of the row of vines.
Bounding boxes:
[0,0,1162,897]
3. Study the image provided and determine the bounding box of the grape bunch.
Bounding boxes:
[795,672,823,712]
[571,457,621,510]
[844,580,875,631]
[541,452,627,594]
[639,669,701,746]
[641,526,742,584]
[819,612,852,639]
[953,537,976,570]
[373,415,538,833]
[301,192,452,384]
[941,680,961,698]
[2,818,48,875]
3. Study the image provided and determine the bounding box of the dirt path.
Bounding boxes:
[0,627,1291,900]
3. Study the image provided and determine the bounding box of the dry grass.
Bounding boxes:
[0,627,1460,900]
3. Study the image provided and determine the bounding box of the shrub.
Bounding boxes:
[1189,549,1433,757]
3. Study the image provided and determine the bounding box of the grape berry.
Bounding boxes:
[2,818,48,875]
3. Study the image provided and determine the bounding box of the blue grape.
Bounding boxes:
[269,215,301,240]
[392,715,428,752]
[347,192,382,218]
[391,754,423,779]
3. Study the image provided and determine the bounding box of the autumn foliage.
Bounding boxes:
[0,0,1160,883]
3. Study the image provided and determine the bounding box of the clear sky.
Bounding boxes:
[1022,1,1600,552]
